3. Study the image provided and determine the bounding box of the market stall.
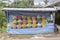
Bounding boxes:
[3,8,56,34]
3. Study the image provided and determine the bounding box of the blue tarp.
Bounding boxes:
[7,11,54,34]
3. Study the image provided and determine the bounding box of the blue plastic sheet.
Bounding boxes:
[7,11,54,34]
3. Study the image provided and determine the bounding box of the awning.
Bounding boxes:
[2,8,56,11]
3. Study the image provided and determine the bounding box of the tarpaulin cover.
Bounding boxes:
[7,11,54,34]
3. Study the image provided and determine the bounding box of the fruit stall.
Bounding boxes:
[3,8,56,34]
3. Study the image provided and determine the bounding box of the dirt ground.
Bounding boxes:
[1,31,60,40]
[1,25,60,40]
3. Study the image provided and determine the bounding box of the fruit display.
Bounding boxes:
[27,23,32,28]
[23,19,27,24]
[13,20,17,24]
[10,15,51,29]
[22,16,26,19]
[5,9,56,35]
[42,20,47,27]
[37,20,41,23]
[17,24,21,29]
[37,23,41,27]
[42,16,45,18]
[13,16,17,19]
[32,16,36,20]
[27,16,31,19]
[28,19,32,23]
[37,15,41,19]
[32,23,37,28]
[32,20,36,23]
[17,19,22,23]
[42,16,47,27]
[22,23,27,28]
[17,16,22,19]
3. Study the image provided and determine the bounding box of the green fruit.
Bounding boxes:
[37,15,41,19]
[18,19,22,23]
[27,23,32,27]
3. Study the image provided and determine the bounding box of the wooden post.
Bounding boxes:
[52,11,58,33]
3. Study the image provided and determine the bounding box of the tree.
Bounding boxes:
[9,0,34,8]
[0,3,7,31]
[27,0,34,7]
[0,11,7,28]
[44,0,48,5]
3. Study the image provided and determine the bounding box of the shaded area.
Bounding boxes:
[55,10,60,33]
[55,10,60,25]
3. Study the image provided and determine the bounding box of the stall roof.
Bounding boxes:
[3,8,56,11]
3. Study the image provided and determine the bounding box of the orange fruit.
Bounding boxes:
[22,24,27,28]
[32,23,37,28]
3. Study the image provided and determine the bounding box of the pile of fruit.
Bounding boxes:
[8,15,49,29]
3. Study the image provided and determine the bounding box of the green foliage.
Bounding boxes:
[0,10,7,27]
[44,0,48,5]
[15,1,28,8]
[9,0,34,8]
[0,3,7,31]
[9,0,47,8]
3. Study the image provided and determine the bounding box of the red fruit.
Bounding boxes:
[32,16,36,18]
[17,16,22,19]
[23,19,27,23]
